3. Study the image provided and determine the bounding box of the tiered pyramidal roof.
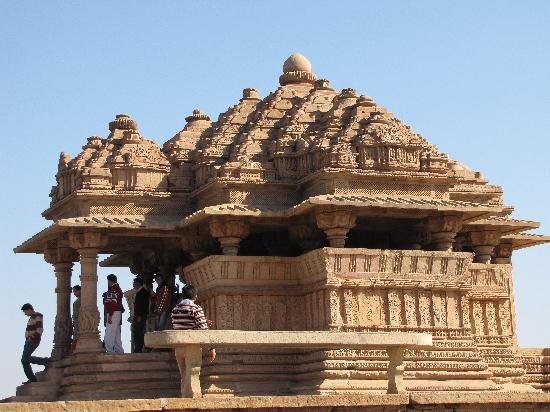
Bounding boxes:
[50,53,499,210]
[16,53,548,255]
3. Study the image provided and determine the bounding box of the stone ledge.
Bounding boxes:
[3,392,550,412]
[0,394,408,411]
[410,391,550,405]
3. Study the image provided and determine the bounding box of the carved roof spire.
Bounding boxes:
[108,114,138,132]
[279,53,317,86]
[185,109,210,123]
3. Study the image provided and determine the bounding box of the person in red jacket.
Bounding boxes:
[103,274,124,353]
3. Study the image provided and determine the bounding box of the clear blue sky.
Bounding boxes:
[1,1,549,399]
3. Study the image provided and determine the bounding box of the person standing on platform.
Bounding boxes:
[20,303,49,383]
[71,285,81,341]
[152,273,171,331]
[132,277,149,352]
[103,274,124,353]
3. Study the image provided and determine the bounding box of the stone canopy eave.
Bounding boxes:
[501,233,550,250]
[178,195,504,230]
[14,215,181,254]
[463,217,541,236]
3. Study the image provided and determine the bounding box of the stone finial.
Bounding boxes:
[283,53,312,73]
[108,114,138,132]
[367,110,391,125]
[58,152,72,170]
[242,88,260,100]
[357,95,376,107]
[83,136,104,149]
[314,79,332,90]
[340,88,357,98]
[279,53,317,86]
[185,109,211,123]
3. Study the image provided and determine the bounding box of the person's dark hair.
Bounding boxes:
[133,277,144,285]
[182,285,197,300]
[21,303,33,311]
[107,274,117,283]
[72,285,81,291]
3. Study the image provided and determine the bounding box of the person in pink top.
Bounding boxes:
[103,274,124,353]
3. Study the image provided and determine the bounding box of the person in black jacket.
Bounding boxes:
[131,277,150,353]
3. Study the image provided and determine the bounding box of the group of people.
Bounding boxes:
[100,273,174,354]
[20,272,213,384]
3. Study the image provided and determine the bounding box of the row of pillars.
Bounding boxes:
[204,212,510,264]
[46,232,184,361]
[44,214,511,360]
[45,232,106,360]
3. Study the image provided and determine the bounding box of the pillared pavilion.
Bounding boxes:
[12,53,550,401]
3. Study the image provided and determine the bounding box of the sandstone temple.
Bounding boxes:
[8,54,550,410]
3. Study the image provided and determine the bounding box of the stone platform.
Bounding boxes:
[9,352,180,403]
[2,393,550,411]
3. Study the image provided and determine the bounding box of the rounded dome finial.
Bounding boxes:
[279,53,316,86]
[283,53,312,74]
[108,114,138,132]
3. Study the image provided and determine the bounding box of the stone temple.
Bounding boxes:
[8,53,550,409]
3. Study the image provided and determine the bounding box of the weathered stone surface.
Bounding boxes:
[4,392,550,411]
[10,53,550,404]
[146,330,431,348]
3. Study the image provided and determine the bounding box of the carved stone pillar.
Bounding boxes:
[315,209,356,248]
[470,230,500,263]
[209,217,250,255]
[492,241,513,264]
[44,242,78,360]
[425,215,462,251]
[69,231,106,353]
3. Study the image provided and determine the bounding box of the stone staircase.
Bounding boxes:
[58,352,180,400]
[7,352,181,402]
[518,348,550,391]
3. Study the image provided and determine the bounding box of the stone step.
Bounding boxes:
[1,395,47,403]
[59,378,179,397]
[63,352,174,366]
[61,369,180,387]
[63,360,178,376]
[15,381,57,397]
[59,387,181,401]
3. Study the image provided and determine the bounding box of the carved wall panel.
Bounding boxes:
[183,250,526,393]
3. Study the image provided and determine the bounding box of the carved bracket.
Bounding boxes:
[469,230,501,263]
[69,230,107,251]
[315,209,356,248]
[209,217,250,255]
[425,215,462,251]
[492,241,513,264]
